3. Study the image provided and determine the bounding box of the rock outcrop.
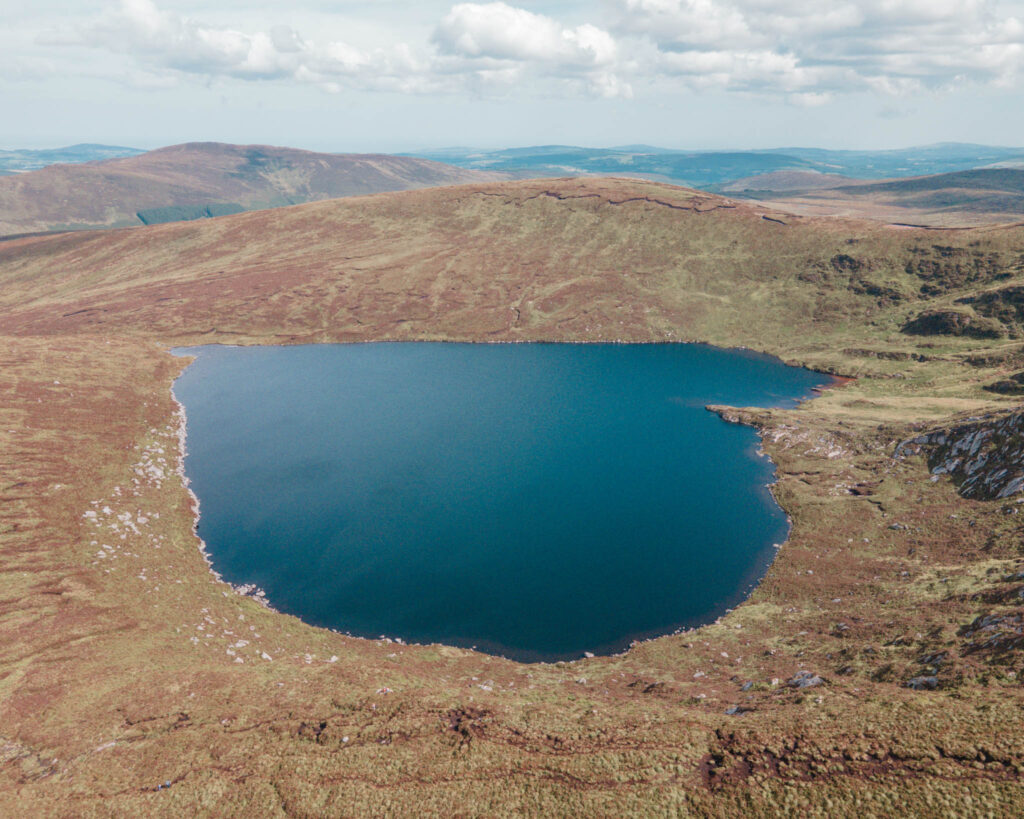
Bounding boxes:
[895,409,1024,499]
[983,371,1024,395]
[900,309,1003,339]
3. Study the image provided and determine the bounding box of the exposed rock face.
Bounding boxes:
[958,612,1024,656]
[895,409,1024,499]
[900,309,1003,339]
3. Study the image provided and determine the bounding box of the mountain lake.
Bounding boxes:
[172,342,830,662]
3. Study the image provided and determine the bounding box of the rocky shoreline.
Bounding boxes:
[171,378,275,610]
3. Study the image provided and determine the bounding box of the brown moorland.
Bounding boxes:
[744,168,1024,228]
[717,170,860,193]
[1,177,1024,815]
[0,142,504,237]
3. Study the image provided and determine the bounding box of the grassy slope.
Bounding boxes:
[1,178,1023,815]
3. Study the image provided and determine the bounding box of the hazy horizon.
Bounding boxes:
[5,138,1024,155]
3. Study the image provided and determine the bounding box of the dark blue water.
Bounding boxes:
[172,343,828,662]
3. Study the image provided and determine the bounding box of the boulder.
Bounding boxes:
[787,670,824,688]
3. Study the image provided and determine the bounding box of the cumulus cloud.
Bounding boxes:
[57,0,630,98]
[616,0,1024,98]
[432,3,628,96]
[68,0,433,93]
[434,3,616,65]
[37,0,1024,103]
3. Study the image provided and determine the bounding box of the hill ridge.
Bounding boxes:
[0,142,504,236]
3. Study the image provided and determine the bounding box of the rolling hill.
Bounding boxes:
[406,144,825,187]
[406,142,1024,188]
[744,168,1024,226]
[715,170,858,193]
[0,142,504,236]
[7,142,1024,236]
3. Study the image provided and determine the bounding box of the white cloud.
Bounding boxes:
[434,3,616,65]
[50,0,630,98]
[616,0,1024,98]
[432,3,628,96]
[618,0,755,48]
[27,0,1024,104]
[58,0,441,93]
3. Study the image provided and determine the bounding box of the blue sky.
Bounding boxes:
[3,0,1024,151]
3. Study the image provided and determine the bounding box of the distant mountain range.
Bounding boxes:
[405,143,1024,188]
[0,143,503,236]
[0,144,144,175]
[4,141,1024,235]
[9,141,1024,187]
